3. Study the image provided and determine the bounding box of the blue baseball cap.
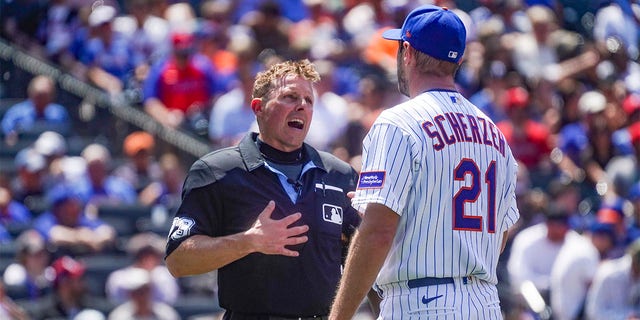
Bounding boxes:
[382,5,466,64]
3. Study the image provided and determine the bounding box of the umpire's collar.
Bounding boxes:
[239,132,327,172]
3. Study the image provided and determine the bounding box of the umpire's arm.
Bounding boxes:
[166,201,309,277]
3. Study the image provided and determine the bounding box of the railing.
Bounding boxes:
[0,38,211,158]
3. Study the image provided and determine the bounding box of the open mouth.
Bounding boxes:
[288,119,304,130]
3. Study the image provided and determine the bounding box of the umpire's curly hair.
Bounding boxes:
[252,59,321,101]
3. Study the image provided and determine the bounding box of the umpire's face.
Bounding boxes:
[252,75,314,152]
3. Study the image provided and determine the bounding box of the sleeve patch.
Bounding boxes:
[169,217,196,240]
[357,171,386,189]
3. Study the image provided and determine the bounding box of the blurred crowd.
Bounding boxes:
[0,0,639,319]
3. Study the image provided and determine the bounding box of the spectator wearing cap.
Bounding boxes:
[586,238,640,320]
[11,147,48,215]
[588,222,619,261]
[596,198,632,259]
[105,232,178,305]
[497,86,552,174]
[31,256,106,319]
[113,131,163,205]
[2,229,53,300]
[77,143,137,207]
[1,75,70,145]
[79,5,137,95]
[106,267,180,320]
[32,183,116,256]
[556,90,617,196]
[142,30,224,135]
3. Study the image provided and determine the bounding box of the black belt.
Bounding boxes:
[407,276,472,288]
[267,316,327,320]
[224,311,327,320]
[407,277,454,288]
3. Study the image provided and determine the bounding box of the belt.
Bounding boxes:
[407,276,473,289]
[224,311,328,320]
[267,316,327,320]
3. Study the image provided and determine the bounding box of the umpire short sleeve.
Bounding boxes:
[166,160,221,258]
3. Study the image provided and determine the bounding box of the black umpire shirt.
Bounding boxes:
[166,133,360,318]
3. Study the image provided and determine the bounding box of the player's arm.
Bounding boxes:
[330,203,399,320]
[166,201,309,277]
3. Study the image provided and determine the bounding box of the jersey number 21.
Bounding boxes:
[452,158,496,233]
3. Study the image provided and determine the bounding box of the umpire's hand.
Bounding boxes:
[245,201,309,257]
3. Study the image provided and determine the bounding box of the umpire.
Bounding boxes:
[165,59,361,320]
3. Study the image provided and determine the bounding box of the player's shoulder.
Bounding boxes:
[184,146,243,191]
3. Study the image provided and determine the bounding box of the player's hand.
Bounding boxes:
[246,201,309,257]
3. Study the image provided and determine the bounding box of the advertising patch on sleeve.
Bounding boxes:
[357,171,386,189]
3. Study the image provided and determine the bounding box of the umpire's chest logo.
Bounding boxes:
[322,204,343,225]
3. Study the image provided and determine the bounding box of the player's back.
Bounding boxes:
[360,90,520,285]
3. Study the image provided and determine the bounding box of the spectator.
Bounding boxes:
[507,205,573,305]
[2,229,53,300]
[588,222,619,261]
[556,90,613,194]
[586,238,640,320]
[496,86,552,174]
[143,31,223,135]
[549,225,600,320]
[105,232,178,305]
[113,131,163,205]
[0,186,33,239]
[29,256,106,319]
[78,143,137,207]
[304,59,349,152]
[0,281,28,320]
[32,184,116,256]
[107,267,180,320]
[79,5,137,95]
[113,0,170,66]
[36,0,82,64]
[596,199,632,259]
[511,5,559,84]
[207,65,255,148]
[11,147,48,216]
[1,75,70,145]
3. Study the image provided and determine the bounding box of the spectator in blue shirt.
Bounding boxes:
[78,143,137,207]
[1,75,70,145]
[32,184,116,256]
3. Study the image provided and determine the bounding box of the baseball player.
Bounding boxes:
[329,5,520,320]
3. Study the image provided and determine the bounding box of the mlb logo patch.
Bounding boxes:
[357,171,385,189]
[323,204,343,225]
[448,51,458,59]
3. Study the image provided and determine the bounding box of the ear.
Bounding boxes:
[251,98,262,114]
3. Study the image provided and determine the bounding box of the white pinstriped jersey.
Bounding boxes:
[353,90,520,287]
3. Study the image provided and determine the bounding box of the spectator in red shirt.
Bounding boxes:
[142,31,224,135]
[497,86,553,173]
